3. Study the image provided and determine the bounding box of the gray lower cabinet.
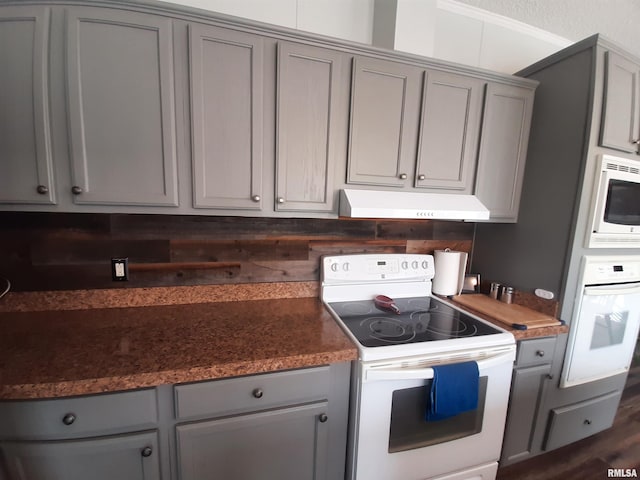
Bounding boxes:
[600,50,640,154]
[500,336,556,466]
[65,7,179,206]
[416,71,484,192]
[0,389,160,480]
[475,82,535,222]
[347,56,422,188]
[176,403,329,480]
[0,6,54,205]
[275,42,346,213]
[189,23,264,211]
[172,364,349,480]
[1,432,160,480]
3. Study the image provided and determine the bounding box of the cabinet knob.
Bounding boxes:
[253,388,263,399]
[319,413,328,423]
[62,413,76,425]
[417,174,426,181]
[584,419,592,425]
[141,446,153,457]
[36,185,49,195]
[536,350,545,357]
[547,374,554,380]
[251,195,261,202]
[71,186,83,195]
[632,139,640,145]
[276,197,285,204]
[398,173,407,180]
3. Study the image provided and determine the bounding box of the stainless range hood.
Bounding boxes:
[339,189,490,221]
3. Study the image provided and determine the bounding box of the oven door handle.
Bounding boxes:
[364,349,515,382]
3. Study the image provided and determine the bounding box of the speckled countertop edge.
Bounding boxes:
[0,281,319,312]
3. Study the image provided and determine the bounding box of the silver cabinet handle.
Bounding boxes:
[141,446,153,457]
[71,186,83,195]
[62,413,76,425]
[277,197,285,204]
[418,174,426,180]
[319,413,328,423]
[36,185,49,195]
[536,350,545,357]
[252,195,261,202]
[632,139,640,145]
[584,419,592,425]
[398,173,407,180]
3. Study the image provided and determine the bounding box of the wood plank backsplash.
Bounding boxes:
[0,212,475,291]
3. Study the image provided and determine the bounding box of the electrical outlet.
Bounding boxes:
[111,258,129,281]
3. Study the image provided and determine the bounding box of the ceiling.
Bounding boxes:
[456,0,640,58]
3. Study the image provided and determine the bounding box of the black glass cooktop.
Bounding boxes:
[329,296,501,347]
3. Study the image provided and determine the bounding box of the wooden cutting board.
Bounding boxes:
[452,294,562,330]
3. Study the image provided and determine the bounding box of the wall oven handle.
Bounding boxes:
[584,282,640,296]
[364,348,514,382]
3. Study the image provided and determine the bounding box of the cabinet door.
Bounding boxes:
[1,431,160,480]
[500,363,551,465]
[65,7,178,206]
[189,24,263,210]
[347,57,421,187]
[176,402,329,480]
[276,42,345,213]
[600,51,640,154]
[416,71,484,192]
[475,82,535,222]
[0,6,54,204]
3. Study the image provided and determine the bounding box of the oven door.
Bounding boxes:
[349,347,515,480]
[561,282,640,388]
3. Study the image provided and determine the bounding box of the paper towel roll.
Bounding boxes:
[432,249,468,296]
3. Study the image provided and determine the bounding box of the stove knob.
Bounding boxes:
[330,262,339,272]
[401,261,408,270]
[411,261,419,269]
[422,260,428,269]
[342,262,350,272]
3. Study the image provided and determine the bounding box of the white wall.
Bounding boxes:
[164,0,572,73]
[165,0,374,44]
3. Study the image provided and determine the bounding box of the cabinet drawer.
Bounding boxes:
[516,337,557,367]
[174,366,331,420]
[544,391,621,451]
[0,388,158,441]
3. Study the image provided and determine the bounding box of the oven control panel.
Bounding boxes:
[322,254,435,283]
[583,255,640,284]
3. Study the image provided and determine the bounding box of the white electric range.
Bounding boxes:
[321,253,515,480]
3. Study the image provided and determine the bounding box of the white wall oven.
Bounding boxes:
[561,255,640,388]
[588,155,640,248]
[321,254,515,480]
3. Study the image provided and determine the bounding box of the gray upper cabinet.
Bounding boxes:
[275,42,346,213]
[65,7,178,206]
[0,6,54,204]
[347,57,421,188]
[416,71,484,192]
[475,82,535,222]
[189,24,264,211]
[600,50,640,154]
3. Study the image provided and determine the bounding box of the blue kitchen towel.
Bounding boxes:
[426,361,479,421]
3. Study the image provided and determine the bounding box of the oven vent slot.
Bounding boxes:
[605,162,640,176]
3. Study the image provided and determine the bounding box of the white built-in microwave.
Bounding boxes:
[589,155,640,248]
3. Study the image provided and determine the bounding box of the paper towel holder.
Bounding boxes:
[462,273,480,294]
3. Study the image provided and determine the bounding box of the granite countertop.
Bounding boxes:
[0,291,358,400]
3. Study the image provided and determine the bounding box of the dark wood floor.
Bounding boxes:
[496,359,640,480]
